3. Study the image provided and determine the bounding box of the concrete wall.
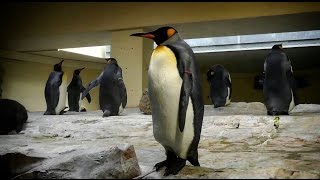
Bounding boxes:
[0,59,101,112]
[111,29,154,107]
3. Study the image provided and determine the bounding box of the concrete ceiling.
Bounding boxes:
[0,2,320,73]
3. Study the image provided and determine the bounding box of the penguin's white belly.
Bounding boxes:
[78,92,82,112]
[55,75,67,114]
[225,87,231,106]
[119,103,124,114]
[149,45,194,159]
[288,90,295,112]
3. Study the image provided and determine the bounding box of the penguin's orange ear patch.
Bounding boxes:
[210,71,214,75]
[167,28,176,38]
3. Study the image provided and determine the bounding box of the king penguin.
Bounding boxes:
[263,44,298,116]
[0,99,28,135]
[81,58,127,117]
[67,67,91,112]
[206,64,232,108]
[131,27,204,176]
[44,60,68,115]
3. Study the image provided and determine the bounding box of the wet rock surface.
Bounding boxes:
[0,102,319,179]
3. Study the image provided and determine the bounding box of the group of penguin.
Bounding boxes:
[0,26,298,177]
[207,44,297,116]
[44,58,127,117]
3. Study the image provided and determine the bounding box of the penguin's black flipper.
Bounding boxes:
[81,72,103,100]
[118,79,127,108]
[166,44,193,132]
[178,73,193,132]
[81,86,91,103]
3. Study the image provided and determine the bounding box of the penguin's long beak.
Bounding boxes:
[79,67,85,71]
[58,60,64,66]
[130,32,155,39]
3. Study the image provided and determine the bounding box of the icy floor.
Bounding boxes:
[0,102,320,179]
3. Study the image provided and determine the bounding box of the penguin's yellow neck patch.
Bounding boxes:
[167,28,176,38]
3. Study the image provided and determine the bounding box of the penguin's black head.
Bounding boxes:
[106,58,118,65]
[54,60,64,72]
[272,44,283,50]
[130,26,177,45]
[74,67,85,75]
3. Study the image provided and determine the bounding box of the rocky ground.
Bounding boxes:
[0,102,320,179]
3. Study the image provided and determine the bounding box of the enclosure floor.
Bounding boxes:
[1,102,320,179]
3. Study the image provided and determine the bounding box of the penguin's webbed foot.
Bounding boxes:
[44,111,55,115]
[102,110,111,117]
[59,110,67,115]
[154,160,168,171]
[80,108,87,112]
[267,111,289,116]
[163,158,186,176]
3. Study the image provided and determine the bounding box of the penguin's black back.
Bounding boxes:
[68,74,83,111]
[263,47,296,114]
[99,63,126,115]
[44,71,63,114]
[0,99,28,135]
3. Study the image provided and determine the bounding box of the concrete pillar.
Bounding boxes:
[111,29,154,107]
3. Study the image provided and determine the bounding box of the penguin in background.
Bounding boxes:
[44,60,68,115]
[206,64,232,108]
[263,44,298,116]
[131,27,204,176]
[0,99,28,135]
[81,58,127,117]
[67,67,91,112]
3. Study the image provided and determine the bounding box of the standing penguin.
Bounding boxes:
[0,99,28,135]
[207,64,232,108]
[44,60,68,115]
[67,67,91,112]
[131,27,204,176]
[81,58,127,117]
[263,44,297,116]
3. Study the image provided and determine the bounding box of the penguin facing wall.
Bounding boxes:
[207,64,232,108]
[131,27,204,176]
[81,58,127,117]
[263,44,298,116]
[67,68,91,112]
[44,60,68,115]
[0,99,28,135]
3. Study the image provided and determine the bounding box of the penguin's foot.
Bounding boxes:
[163,158,186,176]
[154,160,168,171]
[59,110,67,115]
[102,110,111,117]
[267,111,289,116]
[80,108,87,112]
[44,111,55,115]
